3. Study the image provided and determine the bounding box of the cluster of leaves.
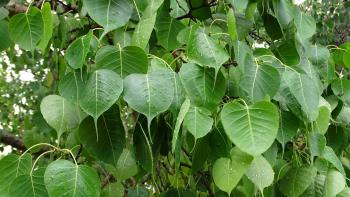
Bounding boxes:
[0,0,350,196]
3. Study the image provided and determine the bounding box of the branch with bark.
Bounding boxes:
[0,130,26,151]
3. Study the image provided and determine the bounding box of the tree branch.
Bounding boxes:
[0,131,26,151]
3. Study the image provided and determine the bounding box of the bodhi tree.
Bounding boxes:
[0,0,350,196]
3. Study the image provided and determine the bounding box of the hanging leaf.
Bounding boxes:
[245,156,274,192]
[58,71,84,104]
[0,154,32,196]
[9,168,48,197]
[133,119,154,173]
[123,69,174,129]
[131,0,164,49]
[78,105,125,166]
[308,132,326,160]
[100,182,124,197]
[38,3,53,52]
[0,20,11,51]
[221,100,279,156]
[321,146,346,176]
[44,160,101,197]
[227,8,237,41]
[294,10,316,41]
[239,60,281,103]
[277,110,299,145]
[79,69,123,140]
[65,31,93,69]
[95,45,148,78]
[179,63,226,111]
[283,70,320,121]
[84,0,133,37]
[183,106,213,141]
[306,44,330,66]
[212,147,253,195]
[40,95,85,140]
[279,166,317,197]
[155,14,185,51]
[171,99,191,152]
[9,7,43,51]
[113,149,138,180]
[187,28,230,74]
[323,169,346,197]
[313,104,331,135]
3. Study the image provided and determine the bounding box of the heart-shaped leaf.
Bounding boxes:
[41,95,85,140]
[78,105,125,166]
[221,100,279,155]
[187,28,230,75]
[44,160,100,197]
[79,69,123,139]
[212,147,253,195]
[9,7,43,51]
[179,63,226,111]
[331,79,350,105]
[58,71,84,104]
[123,69,174,129]
[294,10,316,41]
[245,156,274,192]
[65,31,93,69]
[84,0,133,37]
[95,45,148,78]
[277,110,299,145]
[239,60,281,103]
[183,106,213,140]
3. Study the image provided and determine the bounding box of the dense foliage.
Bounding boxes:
[0,0,350,196]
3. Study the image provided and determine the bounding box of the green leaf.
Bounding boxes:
[58,71,84,104]
[123,69,174,129]
[239,60,281,103]
[9,168,48,197]
[183,106,213,140]
[38,3,53,52]
[313,104,331,135]
[171,99,191,152]
[272,0,294,27]
[114,148,138,180]
[101,182,124,197]
[294,11,316,41]
[187,28,230,74]
[279,166,317,197]
[227,8,237,41]
[133,120,153,173]
[170,0,189,18]
[131,0,164,49]
[65,31,93,69]
[9,7,43,51]
[245,156,274,191]
[331,79,350,105]
[179,63,226,111]
[0,154,32,196]
[95,45,148,78]
[0,20,11,51]
[79,69,123,140]
[128,186,150,197]
[277,110,299,145]
[212,147,253,195]
[284,70,320,121]
[44,160,100,197]
[321,146,346,176]
[308,132,326,160]
[78,105,125,166]
[40,95,84,140]
[337,187,350,197]
[221,100,279,156]
[84,0,133,37]
[307,44,330,66]
[323,169,346,197]
[155,14,185,51]
[274,39,300,66]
